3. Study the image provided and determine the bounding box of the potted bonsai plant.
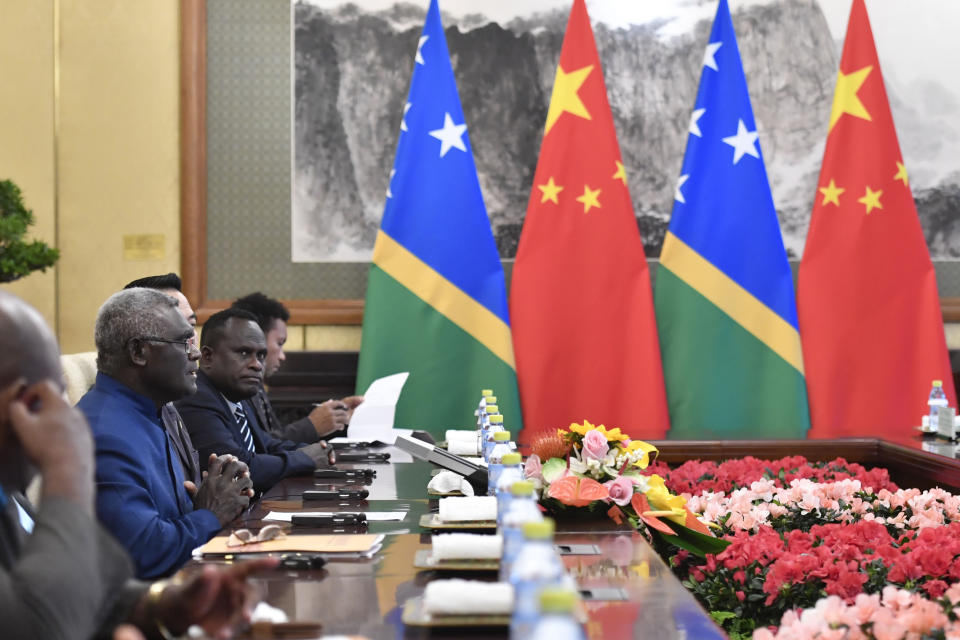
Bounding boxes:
[0,179,58,282]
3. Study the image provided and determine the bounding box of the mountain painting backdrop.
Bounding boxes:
[292,0,960,262]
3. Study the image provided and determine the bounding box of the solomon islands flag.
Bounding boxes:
[654,0,810,439]
[356,0,521,438]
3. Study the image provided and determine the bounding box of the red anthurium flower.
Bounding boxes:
[548,475,609,507]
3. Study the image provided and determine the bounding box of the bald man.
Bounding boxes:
[0,291,273,640]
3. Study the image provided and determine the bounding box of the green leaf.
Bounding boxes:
[654,521,731,558]
[710,611,737,623]
[541,457,568,483]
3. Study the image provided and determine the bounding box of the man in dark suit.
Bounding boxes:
[231,292,363,443]
[124,274,201,485]
[0,290,273,640]
[176,308,336,494]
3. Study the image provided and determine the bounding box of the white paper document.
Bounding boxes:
[263,511,407,522]
[342,371,412,445]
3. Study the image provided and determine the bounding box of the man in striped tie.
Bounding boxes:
[176,309,337,494]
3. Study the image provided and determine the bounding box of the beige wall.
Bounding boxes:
[0,0,180,353]
[0,2,57,326]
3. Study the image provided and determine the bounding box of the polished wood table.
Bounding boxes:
[205,434,960,638]
[205,451,728,639]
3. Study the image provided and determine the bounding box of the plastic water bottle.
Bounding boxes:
[494,452,523,515]
[475,389,494,419]
[526,588,586,640]
[929,380,949,425]
[478,408,501,456]
[487,431,513,494]
[509,519,565,639]
[476,394,496,423]
[499,481,543,580]
[482,415,505,460]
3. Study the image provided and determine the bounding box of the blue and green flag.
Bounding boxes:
[356,0,521,437]
[655,0,809,439]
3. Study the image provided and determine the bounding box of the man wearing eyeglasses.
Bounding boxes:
[124,274,202,487]
[77,289,253,579]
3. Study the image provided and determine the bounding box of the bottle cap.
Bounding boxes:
[485,405,499,414]
[933,380,943,387]
[501,453,522,465]
[539,588,578,613]
[510,480,534,496]
[489,414,504,424]
[522,518,555,540]
[481,389,494,397]
[486,396,497,404]
[493,431,511,442]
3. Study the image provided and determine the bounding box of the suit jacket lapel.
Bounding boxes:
[161,404,201,486]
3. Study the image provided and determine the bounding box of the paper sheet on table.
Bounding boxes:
[344,372,411,444]
[264,511,407,522]
[199,533,384,555]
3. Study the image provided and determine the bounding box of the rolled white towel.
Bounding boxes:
[446,429,478,443]
[448,439,479,456]
[432,533,502,560]
[438,496,497,522]
[423,579,513,615]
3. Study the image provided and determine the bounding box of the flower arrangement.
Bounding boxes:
[643,455,898,497]
[658,458,960,639]
[524,420,729,558]
[754,586,960,639]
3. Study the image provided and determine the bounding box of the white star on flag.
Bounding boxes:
[386,168,396,198]
[722,119,760,164]
[675,174,689,204]
[415,36,428,65]
[428,113,467,157]
[401,102,411,132]
[703,42,722,71]
[689,108,706,138]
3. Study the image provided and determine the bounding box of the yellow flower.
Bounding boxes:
[567,420,630,443]
[598,426,629,442]
[618,439,658,469]
[567,420,595,436]
[643,474,687,525]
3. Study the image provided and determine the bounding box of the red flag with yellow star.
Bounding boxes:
[797,0,955,438]
[509,0,669,440]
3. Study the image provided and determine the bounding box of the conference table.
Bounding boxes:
[199,432,960,639]
[204,446,728,639]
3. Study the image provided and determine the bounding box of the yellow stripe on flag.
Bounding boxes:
[660,231,805,375]
[372,230,516,369]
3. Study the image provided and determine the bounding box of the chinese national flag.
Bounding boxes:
[797,0,955,438]
[509,0,670,440]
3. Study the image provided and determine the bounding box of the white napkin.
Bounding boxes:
[448,439,479,456]
[249,601,289,623]
[438,496,497,522]
[433,533,502,560]
[427,470,475,496]
[423,579,513,615]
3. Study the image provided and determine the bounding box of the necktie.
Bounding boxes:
[234,405,256,454]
